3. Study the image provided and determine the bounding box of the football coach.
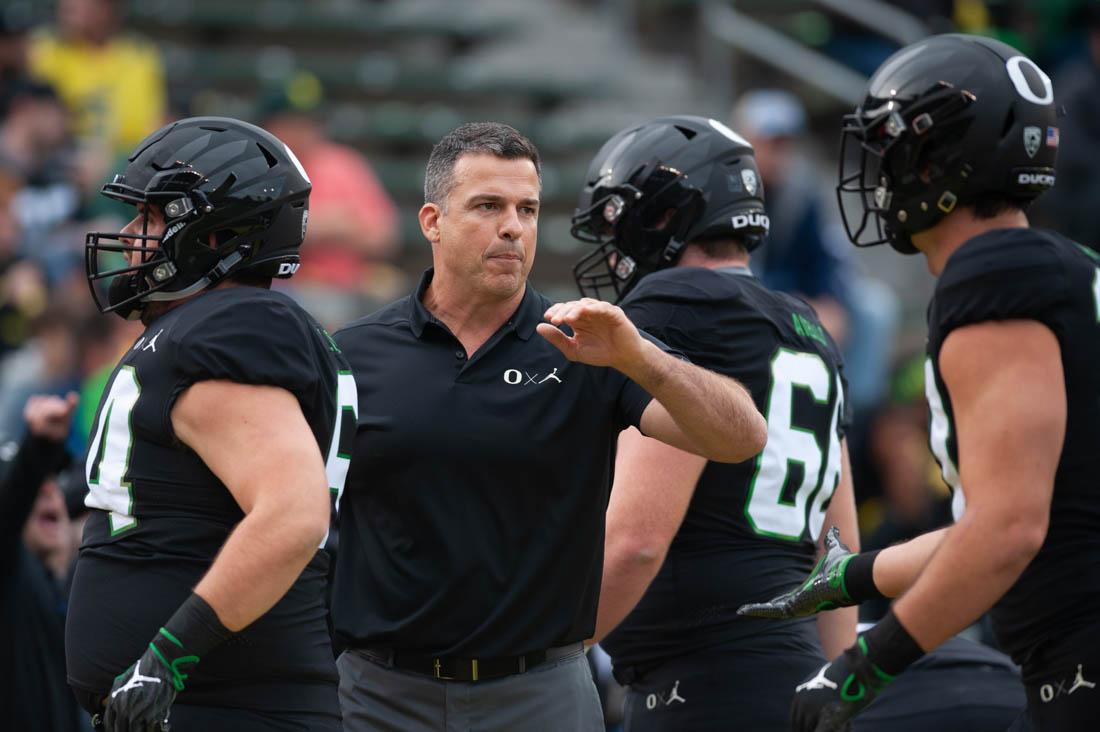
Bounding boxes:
[330,121,768,732]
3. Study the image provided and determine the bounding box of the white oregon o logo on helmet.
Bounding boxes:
[1005,56,1053,105]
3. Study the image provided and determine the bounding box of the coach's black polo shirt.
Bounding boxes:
[331,269,655,658]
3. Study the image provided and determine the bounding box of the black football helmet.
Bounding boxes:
[838,34,1058,254]
[572,115,768,302]
[86,116,312,318]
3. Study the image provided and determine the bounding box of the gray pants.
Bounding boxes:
[337,646,604,732]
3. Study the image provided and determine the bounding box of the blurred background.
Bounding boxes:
[0,1,1096,728]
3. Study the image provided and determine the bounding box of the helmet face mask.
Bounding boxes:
[86,117,312,319]
[837,34,1058,255]
[572,116,768,302]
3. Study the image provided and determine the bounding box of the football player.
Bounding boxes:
[66,117,356,731]
[573,115,859,731]
[739,34,1099,731]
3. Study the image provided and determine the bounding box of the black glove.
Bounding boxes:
[104,594,231,732]
[791,610,924,732]
[104,636,186,732]
[790,639,893,732]
[738,527,861,618]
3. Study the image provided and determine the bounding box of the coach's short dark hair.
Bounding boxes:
[424,122,541,207]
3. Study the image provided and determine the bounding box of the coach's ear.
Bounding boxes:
[419,202,442,245]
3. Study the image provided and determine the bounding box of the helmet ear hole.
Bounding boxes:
[1001,107,1016,138]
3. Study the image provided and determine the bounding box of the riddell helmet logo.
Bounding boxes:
[162,221,185,242]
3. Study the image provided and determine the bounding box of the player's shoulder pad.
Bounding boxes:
[624,267,733,305]
[787,290,844,355]
[933,228,1068,335]
[169,288,322,390]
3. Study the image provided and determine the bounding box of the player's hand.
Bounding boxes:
[23,392,78,442]
[537,298,646,370]
[737,526,856,618]
[791,641,892,732]
[104,628,198,732]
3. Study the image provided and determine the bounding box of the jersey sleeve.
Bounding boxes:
[167,295,323,430]
[932,231,1069,339]
[623,270,764,376]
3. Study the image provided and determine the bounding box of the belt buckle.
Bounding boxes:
[433,657,478,681]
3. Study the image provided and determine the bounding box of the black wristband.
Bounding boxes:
[162,593,233,659]
[844,549,886,603]
[861,609,925,677]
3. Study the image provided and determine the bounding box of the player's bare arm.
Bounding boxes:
[102,360,333,729]
[594,429,707,642]
[783,319,1065,732]
[890,319,1063,650]
[815,439,859,658]
[538,298,767,463]
[738,517,950,620]
[172,379,331,630]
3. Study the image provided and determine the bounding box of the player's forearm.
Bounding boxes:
[872,526,950,598]
[624,340,766,462]
[817,605,858,658]
[893,508,1044,651]
[593,539,666,642]
[193,496,327,631]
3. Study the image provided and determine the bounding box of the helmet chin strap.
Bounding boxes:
[661,236,687,266]
[107,274,145,320]
[144,251,245,302]
[884,222,920,255]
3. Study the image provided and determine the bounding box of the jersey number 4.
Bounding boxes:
[744,349,844,542]
[86,366,141,535]
[86,368,359,541]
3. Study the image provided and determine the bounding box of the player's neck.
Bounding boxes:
[677,246,751,270]
[913,208,1030,277]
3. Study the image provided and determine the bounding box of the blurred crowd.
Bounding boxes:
[2,1,1100,730]
[0,0,404,450]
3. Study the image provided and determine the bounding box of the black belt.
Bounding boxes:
[359,642,583,682]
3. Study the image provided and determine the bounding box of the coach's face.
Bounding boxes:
[421,153,540,301]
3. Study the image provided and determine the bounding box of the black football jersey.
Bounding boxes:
[330,278,658,659]
[65,287,357,711]
[603,266,849,672]
[926,228,1100,668]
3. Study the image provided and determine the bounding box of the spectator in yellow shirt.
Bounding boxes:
[27,0,164,158]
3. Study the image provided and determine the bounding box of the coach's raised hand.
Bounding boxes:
[540,298,766,464]
[538,298,647,371]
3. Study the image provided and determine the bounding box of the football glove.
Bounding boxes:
[104,593,231,732]
[104,628,193,732]
[790,637,895,732]
[738,526,857,618]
